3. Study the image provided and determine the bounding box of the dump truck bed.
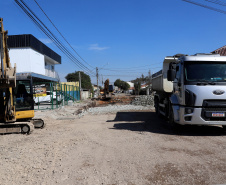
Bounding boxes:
[152,56,175,93]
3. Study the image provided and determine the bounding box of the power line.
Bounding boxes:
[33,0,95,69]
[101,63,161,70]
[101,74,145,77]
[205,0,226,6]
[14,0,95,76]
[182,0,226,14]
[14,0,159,82]
[100,66,161,72]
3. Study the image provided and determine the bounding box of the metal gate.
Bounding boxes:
[33,82,80,110]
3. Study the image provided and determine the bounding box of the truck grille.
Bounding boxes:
[201,100,226,121]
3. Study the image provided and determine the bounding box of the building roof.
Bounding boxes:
[17,72,59,82]
[212,45,226,56]
[7,34,61,64]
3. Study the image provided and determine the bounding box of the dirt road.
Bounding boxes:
[0,104,226,185]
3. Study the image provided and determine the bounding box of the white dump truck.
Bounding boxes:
[152,53,226,131]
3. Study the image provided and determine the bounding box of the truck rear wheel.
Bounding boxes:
[155,98,161,117]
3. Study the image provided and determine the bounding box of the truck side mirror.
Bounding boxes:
[167,69,176,81]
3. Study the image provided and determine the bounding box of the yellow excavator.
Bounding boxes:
[100,79,114,99]
[0,18,44,134]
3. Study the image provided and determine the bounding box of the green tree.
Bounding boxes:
[114,79,130,91]
[134,81,141,95]
[141,74,145,81]
[65,71,93,91]
[121,81,130,91]
[114,79,122,87]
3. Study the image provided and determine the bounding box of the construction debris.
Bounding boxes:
[131,95,154,106]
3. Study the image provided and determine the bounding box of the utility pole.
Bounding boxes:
[79,71,82,100]
[102,75,103,86]
[96,67,99,96]
[147,69,151,95]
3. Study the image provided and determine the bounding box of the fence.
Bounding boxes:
[33,82,80,110]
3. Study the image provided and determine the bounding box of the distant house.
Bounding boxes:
[7,34,61,82]
[93,85,98,91]
[141,83,148,89]
[127,81,134,90]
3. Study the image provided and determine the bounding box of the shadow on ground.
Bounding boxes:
[107,112,225,136]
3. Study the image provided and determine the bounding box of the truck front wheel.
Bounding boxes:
[169,105,180,131]
[222,126,226,133]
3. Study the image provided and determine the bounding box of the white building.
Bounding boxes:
[127,81,134,89]
[8,34,61,82]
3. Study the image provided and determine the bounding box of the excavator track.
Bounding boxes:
[32,119,45,129]
[0,122,34,135]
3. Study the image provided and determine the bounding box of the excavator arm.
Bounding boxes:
[0,18,16,122]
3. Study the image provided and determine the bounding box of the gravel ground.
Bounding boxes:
[0,101,226,185]
[80,104,153,116]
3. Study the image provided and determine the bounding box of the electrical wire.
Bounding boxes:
[182,0,226,14]
[100,63,162,71]
[100,66,161,72]
[14,0,161,82]
[33,0,95,70]
[14,0,95,76]
[101,74,141,77]
[205,0,226,6]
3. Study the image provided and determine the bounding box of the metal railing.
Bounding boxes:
[34,82,80,110]
[45,69,57,78]
[45,69,60,81]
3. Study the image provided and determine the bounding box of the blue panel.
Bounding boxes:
[65,91,80,100]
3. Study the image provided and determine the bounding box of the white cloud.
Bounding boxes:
[88,44,109,51]
[39,38,53,44]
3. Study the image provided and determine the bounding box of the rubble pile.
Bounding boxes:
[36,95,155,119]
[80,104,153,116]
[131,95,154,106]
[76,95,155,117]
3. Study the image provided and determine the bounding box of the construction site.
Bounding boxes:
[1,0,226,184]
[1,94,226,184]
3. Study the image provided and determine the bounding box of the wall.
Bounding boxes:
[9,48,45,75]
[30,49,45,75]
[127,82,134,88]
[9,48,31,72]
[61,82,79,87]
[81,91,90,100]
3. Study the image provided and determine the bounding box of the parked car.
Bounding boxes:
[34,91,62,104]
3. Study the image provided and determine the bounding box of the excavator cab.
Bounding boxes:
[15,79,45,129]
[15,80,34,120]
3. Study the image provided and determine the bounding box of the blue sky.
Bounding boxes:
[1,0,226,84]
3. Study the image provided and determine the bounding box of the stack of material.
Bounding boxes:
[84,104,153,116]
[131,95,154,106]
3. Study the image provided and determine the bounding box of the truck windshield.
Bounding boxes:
[184,62,226,83]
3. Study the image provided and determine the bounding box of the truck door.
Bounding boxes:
[173,63,183,105]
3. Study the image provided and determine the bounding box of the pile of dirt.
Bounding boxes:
[96,95,136,106]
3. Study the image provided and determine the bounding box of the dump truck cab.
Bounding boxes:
[153,53,226,131]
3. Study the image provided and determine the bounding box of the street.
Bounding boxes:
[0,104,226,185]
